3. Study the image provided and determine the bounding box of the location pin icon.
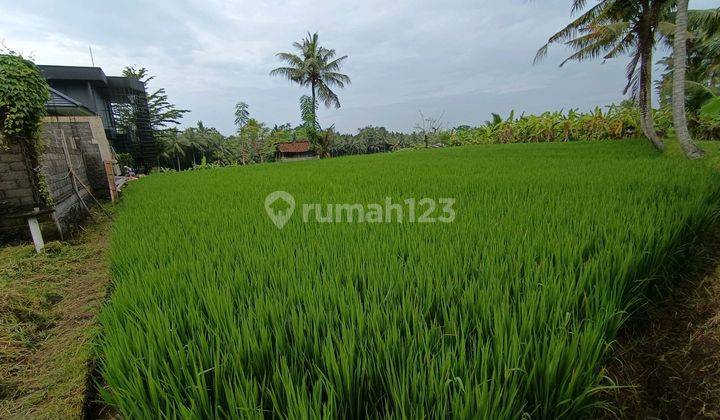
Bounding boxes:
[265,191,295,229]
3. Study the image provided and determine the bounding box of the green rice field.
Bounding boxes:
[100,140,720,418]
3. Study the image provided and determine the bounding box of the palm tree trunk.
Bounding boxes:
[638,28,665,152]
[176,154,180,171]
[673,0,705,159]
[311,81,317,113]
[311,80,318,127]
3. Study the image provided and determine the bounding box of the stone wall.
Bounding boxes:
[1,119,106,243]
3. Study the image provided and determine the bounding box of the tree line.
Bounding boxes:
[117,4,720,171]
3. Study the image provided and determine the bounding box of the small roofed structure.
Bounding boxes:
[276,140,317,161]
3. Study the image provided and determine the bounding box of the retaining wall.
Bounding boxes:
[1,118,107,243]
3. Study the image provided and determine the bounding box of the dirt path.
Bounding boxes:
[0,217,111,419]
[606,224,720,418]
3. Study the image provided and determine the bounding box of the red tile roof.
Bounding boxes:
[277,140,311,153]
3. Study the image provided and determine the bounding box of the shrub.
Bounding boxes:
[0,54,50,207]
[116,153,135,169]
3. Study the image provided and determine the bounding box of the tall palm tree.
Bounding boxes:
[159,130,188,171]
[316,125,336,158]
[535,0,668,151]
[180,122,206,165]
[270,32,350,117]
[672,0,705,158]
[659,8,720,120]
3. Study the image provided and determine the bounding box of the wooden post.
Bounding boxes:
[104,160,118,203]
[28,215,44,253]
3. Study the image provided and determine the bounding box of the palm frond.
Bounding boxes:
[560,21,631,67]
[564,21,630,51]
[269,66,306,84]
[560,42,613,67]
[323,56,348,72]
[534,1,614,64]
[689,8,720,34]
[321,72,351,89]
[623,51,641,96]
[603,31,636,60]
[316,81,341,108]
[275,52,304,67]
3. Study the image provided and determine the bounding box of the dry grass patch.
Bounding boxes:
[0,216,110,419]
[606,223,720,418]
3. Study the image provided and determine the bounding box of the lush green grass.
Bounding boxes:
[100,140,720,418]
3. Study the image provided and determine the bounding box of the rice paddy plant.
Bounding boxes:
[100,140,720,418]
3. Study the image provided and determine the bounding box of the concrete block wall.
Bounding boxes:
[1,120,106,243]
[40,141,91,207]
[0,144,35,214]
[42,121,109,198]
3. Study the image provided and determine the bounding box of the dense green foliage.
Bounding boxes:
[101,141,720,418]
[0,54,48,146]
[157,102,685,170]
[0,54,50,206]
[697,97,720,139]
[331,104,674,154]
[114,66,190,136]
[658,7,720,141]
[448,105,671,145]
[115,153,135,170]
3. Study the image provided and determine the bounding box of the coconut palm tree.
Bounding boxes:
[270,32,350,118]
[672,0,705,158]
[158,130,188,171]
[535,0,668,151]
[316,125,336,158]
[658,7,720,131]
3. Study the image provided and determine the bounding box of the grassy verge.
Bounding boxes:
[0,215,110,419]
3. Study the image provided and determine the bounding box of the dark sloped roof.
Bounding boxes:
[277,140,311,153]
[46,88,95,116]
[48,87,84,108]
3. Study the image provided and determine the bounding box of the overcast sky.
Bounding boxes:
[0,0,717,134]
